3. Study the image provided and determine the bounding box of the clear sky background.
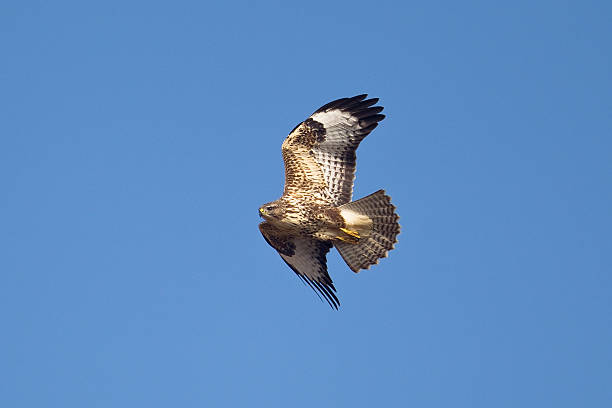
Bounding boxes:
[1,1,611,407]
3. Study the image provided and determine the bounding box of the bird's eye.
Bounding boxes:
[266,206,274,211]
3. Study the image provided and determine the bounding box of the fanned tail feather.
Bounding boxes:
[334,190,400,272]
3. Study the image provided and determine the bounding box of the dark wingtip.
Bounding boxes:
[359,114,386,128]
[312,279,340,310]
[283,257,340,310]
[314,94,383,116]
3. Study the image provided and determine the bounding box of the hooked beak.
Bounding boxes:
[259,208,265,217]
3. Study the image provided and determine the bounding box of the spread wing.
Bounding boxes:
[281,94,385,206]
[259,222,339,309]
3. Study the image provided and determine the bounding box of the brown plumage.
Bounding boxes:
[259,94,400,309]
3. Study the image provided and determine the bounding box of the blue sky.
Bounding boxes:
[1,1,611,407]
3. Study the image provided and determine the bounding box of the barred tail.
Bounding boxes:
[334,190,400,272]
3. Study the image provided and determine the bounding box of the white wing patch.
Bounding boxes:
[310,110,356,129]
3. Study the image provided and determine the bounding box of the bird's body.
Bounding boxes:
[259,94,400,308]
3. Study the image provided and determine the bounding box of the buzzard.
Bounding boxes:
[259,94,400,309]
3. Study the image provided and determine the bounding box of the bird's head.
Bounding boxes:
[259,201,283,220]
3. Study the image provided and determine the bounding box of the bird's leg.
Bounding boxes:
[336,228,360,244]
[340,227,360,239]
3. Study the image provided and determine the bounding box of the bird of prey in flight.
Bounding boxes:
[259,94,400,309]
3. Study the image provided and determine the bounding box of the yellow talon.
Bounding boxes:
[340,227,360,238]
[340,227,360,239]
